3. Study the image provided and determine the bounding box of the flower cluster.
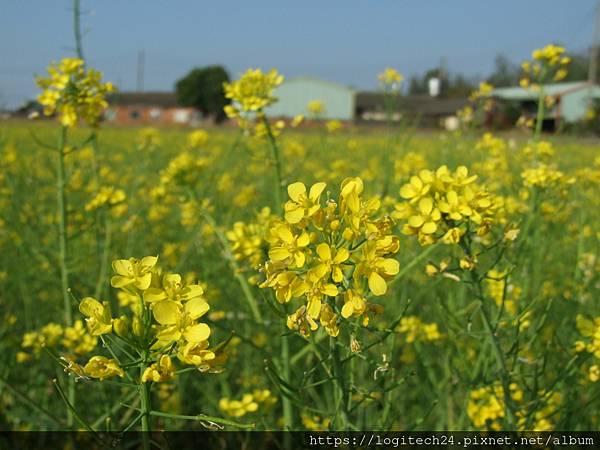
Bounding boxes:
[394,166,499,246]
[186,129,209,148]
[575,314,600,359]
[469,82,494,102]
[219,389,277,418]
[223,68,284,118]
[378,68,404,92]
[158,152,213,190]
[137,127,162,149]
[521,140,555,161]
[84,186,127,216]
[307,100,326,117]
[467,383,523,430]
[17,321,97,363]
[226,207,275,281]
[396,316,443,343]
[521,164,571,189]
[59,256,220,382]
[520,44,570,88]
[485,270,522,317]
[468,382,561,431]
[36,58,114,127]
[260,178,400,337]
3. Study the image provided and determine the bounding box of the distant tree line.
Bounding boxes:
[407,49,599,97]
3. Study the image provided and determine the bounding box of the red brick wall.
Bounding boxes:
[107,106,199,125]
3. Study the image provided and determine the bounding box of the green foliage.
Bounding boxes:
[175,66,231,123]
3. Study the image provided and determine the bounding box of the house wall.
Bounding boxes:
[562,87,600,122]
[266,78,355,120]
[106,106,199,125]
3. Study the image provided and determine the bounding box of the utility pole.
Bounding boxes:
[137,49,145,92]
[73,0,84,60]
[589,0,600,84]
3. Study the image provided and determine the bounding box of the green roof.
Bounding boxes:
[492,81,600,100]
[283,76,355,94]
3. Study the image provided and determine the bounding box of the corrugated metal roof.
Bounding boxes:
[283,76,355,94]
[108,92,178,107]
[356,92,468,115]
[492,81,600,100]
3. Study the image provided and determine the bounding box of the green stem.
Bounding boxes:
[57,126,71,326]
[148,410,254,429]
[263,115,284,210]
[262,113,293,432]
[477,302,517,428]
[56,125,76,428]
[330,337,349,430]
[139,371,151,450]
[53,378,94,432]
[202,211,261,322]
[534,85,545,140]
[460,235,516,429]
[281,329,294,430]
[94,217,112,299]
[0,377,64,426]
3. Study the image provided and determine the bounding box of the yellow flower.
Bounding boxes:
[223,68,284,115]
[143,273,204,304]
[110,256,158,291]
[325,120,342,133]
[319,303,339,337]
[62,320,97,355]
[399,170,434,203]
[590,365,600,382]
[469,82,494,101]
[177,341,216,366]
[354,242,400,296]
[307,100,325,116]
[142,355,175,383]
[261,270,308,303]
[441,227,463,244]
[152,298,211,344]
[219,394,258,417]
[79,297,113,336]
[313,243,349,283]
[341,289,367,318]
[84,356,124,380]
[287,305,319,337]
[304,272,339,318]
[267,224,310,268]
[262,177,400,336]
[405,197,441,235]
[186,129,209,148]
[35,58,114,128]
[284,182,326,224]
[378,68,404,89]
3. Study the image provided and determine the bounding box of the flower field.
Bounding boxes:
[1,51,600,435]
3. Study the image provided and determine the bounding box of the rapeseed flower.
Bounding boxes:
[36,58,114,127]
[261,177,400,337]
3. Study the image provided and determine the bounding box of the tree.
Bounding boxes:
[487,54,519,87]
[408,68,475,97]
[175,65,230,123]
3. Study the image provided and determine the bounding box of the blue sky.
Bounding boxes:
[0,0,596,108]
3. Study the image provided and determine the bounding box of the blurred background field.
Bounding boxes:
[1,118,600,431]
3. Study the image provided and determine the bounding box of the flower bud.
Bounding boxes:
[113,315,130,338]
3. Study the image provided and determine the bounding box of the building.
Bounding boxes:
[492,81,600,128]
[355,92,469,127]
[105,92,200,125]
[266,76,355,120]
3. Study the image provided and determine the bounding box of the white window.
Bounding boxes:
[149,108,162,120]
[173,109,190,123]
